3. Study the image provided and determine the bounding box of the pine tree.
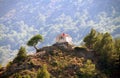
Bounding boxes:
[83,29,119,77]
[14,46,27,62]
[111,38,120,70]
[93,32,103,52]
[27,34,43,52]
[114,38,120,58]
[37,64,50,78]
[97,32,117,74]
[100,33,115,61]
[83,29,97,49]
[18,46,27,58]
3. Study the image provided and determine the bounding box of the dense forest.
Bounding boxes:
[0,29,119,78]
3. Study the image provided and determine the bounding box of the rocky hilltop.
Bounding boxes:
[0,42,95,78]
[0,28,120,78]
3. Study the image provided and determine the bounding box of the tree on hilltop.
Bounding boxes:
[27,34,43,52]
[14,46,27,62]
[83,29,97,49]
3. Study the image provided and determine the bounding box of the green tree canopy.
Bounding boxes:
[96,32,118,75]
[93,32,103,51]
[114,37,120,56]
[83,28,98,49]
[100,33,115,61]
[112,38,120,70]
[27,34,43,52]
[83,29,119,76]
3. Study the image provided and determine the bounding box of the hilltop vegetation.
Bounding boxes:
[27,34,43,52]
[0,29,119,78]
[84,29,119,77]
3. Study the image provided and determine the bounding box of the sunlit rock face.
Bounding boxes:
[0,0,120,65]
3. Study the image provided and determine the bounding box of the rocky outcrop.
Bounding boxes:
[0,43,95,78]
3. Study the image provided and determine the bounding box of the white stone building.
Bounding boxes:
[56,33,73,44]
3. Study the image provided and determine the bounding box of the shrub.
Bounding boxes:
[14,73,31,78]
[37,64,50,78]
[79,60,97,78]
[74,46,87,51]
[14,73,22,78]
[23,75,31,78]
[51,60,59,67]
[0,64,2,69]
